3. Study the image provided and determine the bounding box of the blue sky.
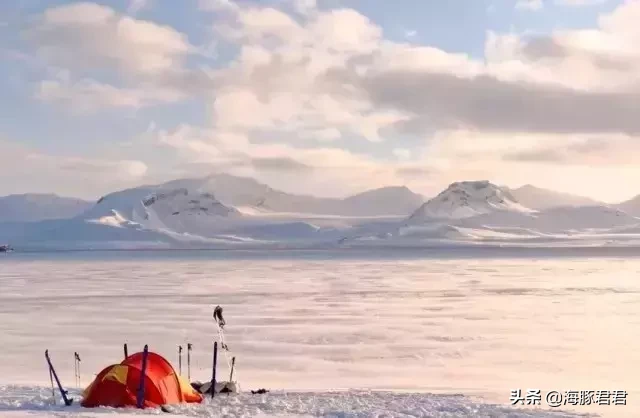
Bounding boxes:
[1,0,639,202]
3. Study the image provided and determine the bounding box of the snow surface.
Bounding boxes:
[0,386,589,417]
[1,252,639,417]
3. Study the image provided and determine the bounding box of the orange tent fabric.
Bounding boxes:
[81,351,203,408]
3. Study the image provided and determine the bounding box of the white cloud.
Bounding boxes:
[290,0,317,16]
[127,0,152,15]
[198,0,240,13]
[0,140,149,198]
[393,148,411,160]
[35,78,185,112]
[27,2,193,76]
[13,0,640,201]
[154,0,640,201]
[516,0,544,11]
[556,0,608,6]
[405,30,417,39]
[23,3,209,112]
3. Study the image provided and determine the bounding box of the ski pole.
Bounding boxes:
[187,343,192,381]
[74,352,81,388]
[229,357,235,382]
[211,342,218,399]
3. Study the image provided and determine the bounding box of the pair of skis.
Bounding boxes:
[178,343,193,380]
[45,350,73,406]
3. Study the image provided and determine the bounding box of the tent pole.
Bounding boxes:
[136,345,149,409]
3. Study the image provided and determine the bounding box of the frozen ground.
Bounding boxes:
[0,385,590,417]
[1,250,639,417]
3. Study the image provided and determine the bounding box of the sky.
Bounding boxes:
[2,0,640,203]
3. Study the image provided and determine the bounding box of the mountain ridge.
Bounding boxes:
[5,176,640,249]
[0,193,92,223]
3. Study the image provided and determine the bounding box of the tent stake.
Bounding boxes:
[178,345,183,375]
[124,343,128,360]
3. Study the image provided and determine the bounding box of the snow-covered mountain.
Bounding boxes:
[5,177,640,249]
[0,194,91,222]
[408,181,534,221]
[345,180,640,247]
[616,195,640,217]
[508,185,601,210]
[88,174,425,217]
[2,175,423,249]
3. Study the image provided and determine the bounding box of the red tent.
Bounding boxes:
[81,351,203,408]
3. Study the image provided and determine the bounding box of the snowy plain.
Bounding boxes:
[1,249,638,417]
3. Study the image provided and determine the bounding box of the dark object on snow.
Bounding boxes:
[211,342,217,399]
[136,344,149,409]
[45,350,74,406]
[251,389,269,395]
[190,381,204,392]
[190,380,237,395]
[213,305,226,328]
[187,343,192,381]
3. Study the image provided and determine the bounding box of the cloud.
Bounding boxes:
[155,0,640,201]
[24,2,206,112]
[151,124,424,197]
[35,78,185,112]
[516,0,543,11]
[198,0,240,13]
[503,135,640,165]
[556,0,608,6]
[251,157,313,172]
[26,2,193,76]
[0,140,149,198]
[128,0,152,15]
[12,0,640,202]
[200,0,640,150]
[355,70,640,135]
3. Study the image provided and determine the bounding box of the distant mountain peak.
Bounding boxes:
[508,184,601,210]
[408,180,533,221]
[0,193,92,223]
